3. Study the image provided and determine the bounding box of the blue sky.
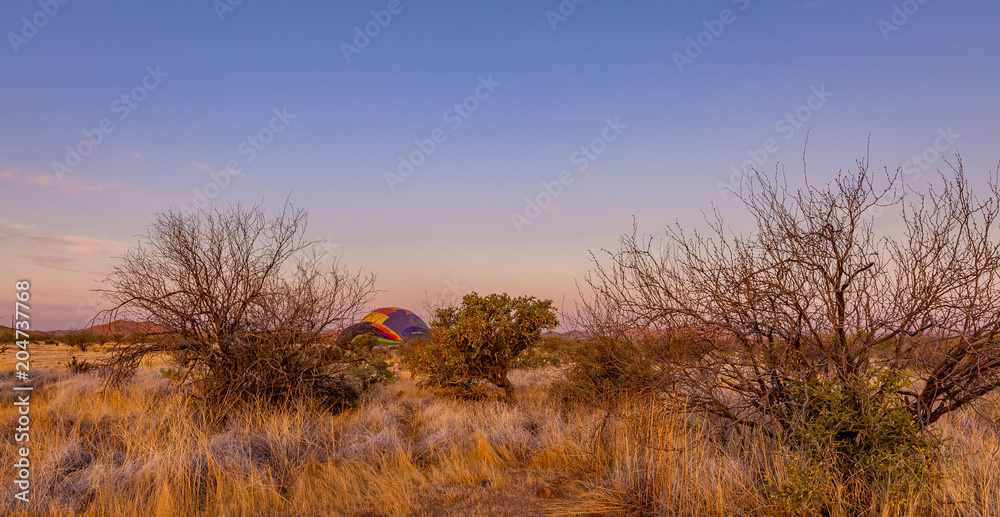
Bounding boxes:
[2,0,998,329]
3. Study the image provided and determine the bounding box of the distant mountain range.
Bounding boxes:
[2,320,164,338]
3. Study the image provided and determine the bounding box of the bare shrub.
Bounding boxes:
[97,201,377,410]
[64,330,107,352]
[0,326,13,354]
[581,151,1000,431]
[573,150,999,513]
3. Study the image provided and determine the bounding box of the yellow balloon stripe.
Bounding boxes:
[363,312,389,324]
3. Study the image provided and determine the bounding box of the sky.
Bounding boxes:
[2,0,998,330]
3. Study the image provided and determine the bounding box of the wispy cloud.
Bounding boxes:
[190,161,212,173]
[112,147,145,163]
[0,220,33,243]
[0,220,34,233]
[0,168,121,196]
[17,254,78,271]
[28,235,127,256]
[2,222,126,271]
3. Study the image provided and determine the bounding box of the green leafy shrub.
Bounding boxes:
[510,335,569,369]
[553,326,712,405]
[159,366,189,381]
[554,336,657,405]
[769,370,942,515]
[329,333,397,386]
[402,292,557,402]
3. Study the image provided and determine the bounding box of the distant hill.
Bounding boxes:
[21,320,165,338]
[1,324,34,337]
[86,320,164,336]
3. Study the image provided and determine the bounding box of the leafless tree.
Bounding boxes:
[97,201,377,409]
[581,151,1000,429]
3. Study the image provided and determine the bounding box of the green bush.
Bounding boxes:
[510,335,572,369]
[329,333,397,386]
[402,292,557,402]
[770,370,942,515]
[554,337,656,404]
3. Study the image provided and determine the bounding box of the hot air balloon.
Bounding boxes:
[336,307,430,348]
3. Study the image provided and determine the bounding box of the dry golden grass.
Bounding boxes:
[0,341,174,372]
[0,367,585,516]
[0,342,109,371]
[1,364,998,516]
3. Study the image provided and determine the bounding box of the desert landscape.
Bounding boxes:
[4,2,1000,516]
[4,164,1000,516]
[2,333,1000,516]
